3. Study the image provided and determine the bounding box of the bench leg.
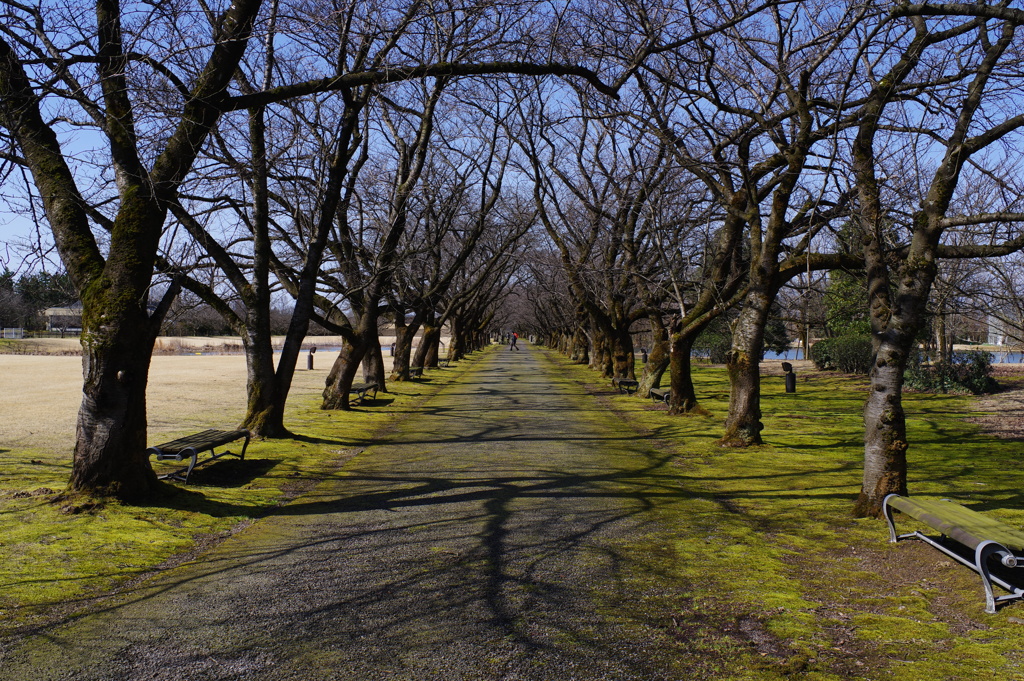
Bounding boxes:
[238,431,250,461]
[882,494,900,543]
[182,447,199,484]
[975,540,1023,614]
[977,541,1005,614]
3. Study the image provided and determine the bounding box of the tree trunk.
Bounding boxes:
[323,341,363,410]
[363,335,387,387]
[574,327,589,365]
[415,321,441,367]
[322,320,375,410]
[610,324,635,379]
[856,241,938,516]
[240,324,286,436]
[721,299,770,446]
[668,331,707,415]
[590,323,613,377]
[237,99,286,437]
[448,316,466,360]
[935,313,949,363]
[70,304,160,500]
[638,317,669,396]
[854,338,910,517]
[391,314,418,380]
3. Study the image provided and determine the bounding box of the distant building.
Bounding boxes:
[42,303,82,332]
[988,312,1023,347]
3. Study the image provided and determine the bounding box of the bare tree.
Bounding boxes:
[518,83,685,379]
[0,0,265,499]
[0,0,620,498]
[852,3,1024,516]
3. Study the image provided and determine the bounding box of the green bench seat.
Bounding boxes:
[884,494,1024,613]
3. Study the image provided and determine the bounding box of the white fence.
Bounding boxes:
[1,328,25,339]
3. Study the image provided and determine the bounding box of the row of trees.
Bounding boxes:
[0,0,630,501]
[0,270,75,330]
[4,0,1024,518]
[503,1,1024,516]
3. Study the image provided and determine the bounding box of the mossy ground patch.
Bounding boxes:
[6,345,1024,677]
[543,350,1024,678]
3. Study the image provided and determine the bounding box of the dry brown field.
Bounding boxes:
[0,336,416,457]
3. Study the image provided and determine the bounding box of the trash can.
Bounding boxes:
[782,361,796,393]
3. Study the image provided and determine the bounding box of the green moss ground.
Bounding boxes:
[0,358,478,636]
[545,350,1024,679]
[6,345,1024,678]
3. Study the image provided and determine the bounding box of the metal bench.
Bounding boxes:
[437,358,451,367]
[350,382,378,405]
[409,366,424,378]
[884,494,1024,613]
[612,377,639,394]
[650,388,671,404]
[148,428,250,484]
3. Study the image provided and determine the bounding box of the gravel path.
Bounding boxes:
[1,345,696,680]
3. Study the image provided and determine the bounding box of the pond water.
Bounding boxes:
[990,351,1024,363]
[763,349,804,361]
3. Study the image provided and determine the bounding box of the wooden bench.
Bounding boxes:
[148,429,250,484]
[650,388,671,404]
[883,494,1024,613]
[409,366,424,378]
[612,377,639,394]
[350,382,378,405]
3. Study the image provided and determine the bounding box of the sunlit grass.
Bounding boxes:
[545,351,1024,678]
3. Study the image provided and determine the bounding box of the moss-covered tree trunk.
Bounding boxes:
[638,316,669,396]
[855,337,910,516]
[610,324,635,379]
[322,322,375,410]
[721,295,771,446]
[668,331,706,415]
[71,298,161,498]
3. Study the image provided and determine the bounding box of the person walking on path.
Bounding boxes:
[509,331,519,350]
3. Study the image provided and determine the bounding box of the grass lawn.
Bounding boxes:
[550,350,1024,679]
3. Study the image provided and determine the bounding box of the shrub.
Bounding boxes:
[692,330,732,364]
[904,350,998,395]
[810,334,873,374]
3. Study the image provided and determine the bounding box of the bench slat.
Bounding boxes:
[884,494,1024,613]
[151,428,249,454]
[148,428,250,484]
[888,496,1024,552]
